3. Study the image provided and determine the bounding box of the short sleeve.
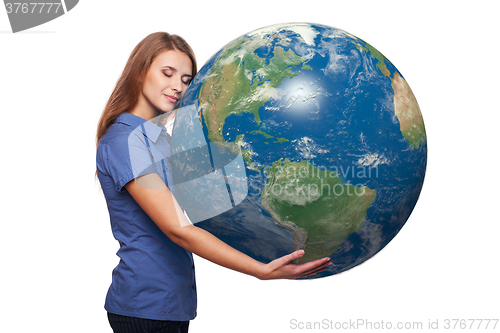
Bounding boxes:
[97,130,158,192]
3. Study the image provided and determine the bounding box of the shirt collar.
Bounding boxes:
[115,112,166,144]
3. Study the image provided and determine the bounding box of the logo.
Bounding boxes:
[128,103,248,225]
[4,0,78,33]
[169,104,248,224]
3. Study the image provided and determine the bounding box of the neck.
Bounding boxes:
[129,97,159,121]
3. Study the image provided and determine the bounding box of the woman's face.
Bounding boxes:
[140,49,193,115]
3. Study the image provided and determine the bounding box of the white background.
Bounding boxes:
[1,1,498,332]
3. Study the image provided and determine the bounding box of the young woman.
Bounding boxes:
[96,32,331,333]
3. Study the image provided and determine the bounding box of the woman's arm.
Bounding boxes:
[125,173,331,280]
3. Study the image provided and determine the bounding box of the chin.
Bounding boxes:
[162,109,176,116]
[158,106,176,114]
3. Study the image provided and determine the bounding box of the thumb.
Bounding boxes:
[290,249,305,261]
[276,249,305,266]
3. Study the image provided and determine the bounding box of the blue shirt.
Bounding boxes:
[96,112,197,321]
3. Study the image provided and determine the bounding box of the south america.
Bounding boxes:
[261,159,376,264]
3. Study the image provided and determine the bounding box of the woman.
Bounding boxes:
[96,32,331,333]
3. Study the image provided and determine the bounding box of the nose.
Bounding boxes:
[171,77,183,94]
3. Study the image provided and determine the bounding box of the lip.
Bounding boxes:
[164,94,178,104]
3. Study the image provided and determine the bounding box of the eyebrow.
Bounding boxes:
[161,65,192,78]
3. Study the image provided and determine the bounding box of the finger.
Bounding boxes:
[273,249,305,268]
[296,261,332,279]
[301,262,331,276]
[294,258,332,278]
[294,256,330,273]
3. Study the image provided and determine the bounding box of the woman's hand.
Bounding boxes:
[258,250,332,280]
[126,173,332,280]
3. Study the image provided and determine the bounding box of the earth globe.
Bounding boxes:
[169,22,427,279]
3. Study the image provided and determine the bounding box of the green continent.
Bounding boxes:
[199,35,311,145]
[261,159,376,264]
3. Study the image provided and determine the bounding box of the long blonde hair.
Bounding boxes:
[96,32,197,146]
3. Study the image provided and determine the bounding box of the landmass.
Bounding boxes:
[233,134,253,165]
[356,40,427,148]
[261,159,376,263]
[391,72,426,149]
[198,34,312,146]
[354,41,391,77]
[250,130,273,139]
[250,130,289,144]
